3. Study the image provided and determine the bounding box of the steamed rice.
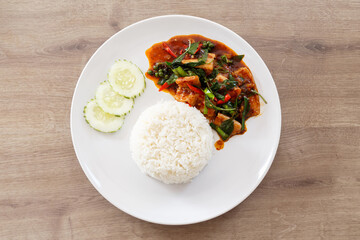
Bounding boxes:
[130,100,213,184]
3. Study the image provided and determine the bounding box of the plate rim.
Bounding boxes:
[70,14,282,225]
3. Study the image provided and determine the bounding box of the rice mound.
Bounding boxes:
[130,100,213,184]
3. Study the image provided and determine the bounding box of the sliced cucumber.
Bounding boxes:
[108,59,146,98]
[95,81,134,116]
[84,99,124,133]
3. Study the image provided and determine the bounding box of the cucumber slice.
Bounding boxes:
[108,59,146,98]
[95,81,134,116]
[84,99,124,133]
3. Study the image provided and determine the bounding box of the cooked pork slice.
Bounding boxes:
[215,73,227,83]
[247,95,260,116]
[213,113,242,135]
[174,87,200,106]
[228,87,241,99]
[176,75,201,87]
[233,67,253,81]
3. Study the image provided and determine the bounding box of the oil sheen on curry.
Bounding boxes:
[145,34,263,149]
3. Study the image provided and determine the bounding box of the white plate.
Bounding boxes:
[71,15,281,225]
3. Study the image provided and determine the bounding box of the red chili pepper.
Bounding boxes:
[216,94,231,105]
[194,43,202,54]
[179,49,184,54]
[158,82,174,92]
[162,42,177,58]
[186,83,204,95]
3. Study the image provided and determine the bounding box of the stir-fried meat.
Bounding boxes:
[228,87,241,99]
[213,113,242,135]
[176,76,201,88]
[197,100,216,120]
[247,95,260,116]
[174,87,201,106]
[215,73,227,83]
[182,53,215,74]
[145,35,263,142]
[233,67,253,82]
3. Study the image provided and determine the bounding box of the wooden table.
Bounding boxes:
[1,0,359,239]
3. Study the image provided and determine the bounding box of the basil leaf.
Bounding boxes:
[208,69,219,80]
[183,60,205,67]
[187,42,200,55]
[199,49,208,62]
[220,119,234,136]
[210,123,229,141]
[221,55,232,64]
[233,55,244,62]
[205,95,235,112]
[192,68,206,79]
[214,92,224,100]
[172,52,187,65]
[223,77,237,90]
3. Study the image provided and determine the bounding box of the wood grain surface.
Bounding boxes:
[1,0,359,239]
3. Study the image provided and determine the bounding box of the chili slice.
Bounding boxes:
[216,94,231,105]
[194,43,202,54]
[162,42,177,58]
[186,83,204,95]
[158,82,174,92]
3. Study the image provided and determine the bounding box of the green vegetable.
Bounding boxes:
[172,41,200,65]
[205,95,235,112]
[165,73,177,85]
[159,71,164,77]
[157,78,166,85]
[155,72,159,77]
[210,123,229,140]
[153,64,159,70]
[187,42,200,55]
[241,96,250,131]
[204,88,215,100]
[203,103,208,115]
[233,55,244,62]
[84,99,125,133]
[202,41,215,51]
[221,55,232,64]
[220,119,234,139]
[147,70,153,75]
[173,66,187,77]
[182,49,209,67]
[210,81,221,92]
[210,76,237,91]
[172,52,187,65]
[208,69,219,80]
[223,75,237,90]
[222,101,235,115]
[214,92,224,100]
[251,89,267,104]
